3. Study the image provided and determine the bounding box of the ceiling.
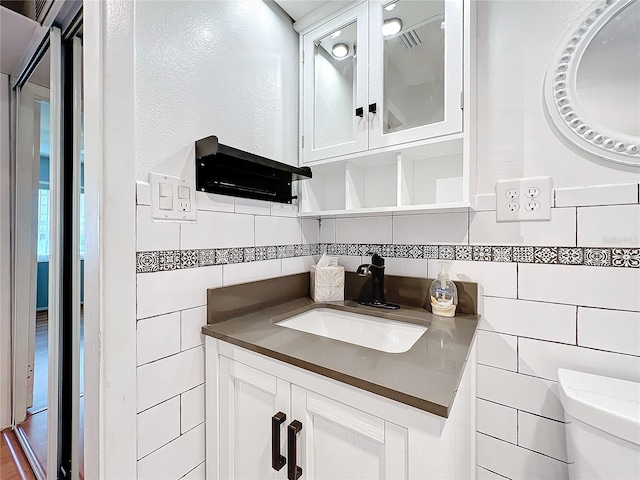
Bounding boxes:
[0,5,48,86]
[275,0,343,21]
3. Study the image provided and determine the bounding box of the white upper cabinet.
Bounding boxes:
[368,0,463,149]
[301,0,464,165]
[302,3,370,162]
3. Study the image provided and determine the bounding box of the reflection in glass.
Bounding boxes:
[576,0,640,137]
[383,0,445,134]
[314,21,357,149]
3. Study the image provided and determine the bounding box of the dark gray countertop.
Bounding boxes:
[203,297,478,418]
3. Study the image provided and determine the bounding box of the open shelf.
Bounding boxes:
[299,135,468,217]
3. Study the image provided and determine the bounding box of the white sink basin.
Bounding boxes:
[276,308,428,354]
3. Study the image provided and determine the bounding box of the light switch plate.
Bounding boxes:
[150,172,197,222]
[496,177,552,222]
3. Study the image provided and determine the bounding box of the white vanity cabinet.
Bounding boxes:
[296,0,475,216]
[206,338,474,480]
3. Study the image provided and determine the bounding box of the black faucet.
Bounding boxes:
[356,253,400,310]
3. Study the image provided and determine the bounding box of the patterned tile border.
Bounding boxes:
[136,244,640,273]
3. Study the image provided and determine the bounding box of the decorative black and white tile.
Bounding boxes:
[612,248,640,268]
[199,249,216,267]
[408,245,423,259]
[492,247,512,262]
[215,249,229,265]
[244,247,256,262]
[559,247,583,265]
[473,246,492,262]
[424,245,439,259]
[534,247,558,264]
[135,243,639,274]
[181,250,198,269]
[395,244,410,258]
[158,250,181,271]
[229,248,244,264]
[584,248,611,267]
[136,251,159,273]
[439,246,454,260]
[455,246,472,261]
[513,247,534,263]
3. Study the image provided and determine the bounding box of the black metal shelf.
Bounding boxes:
[195,136,312,204]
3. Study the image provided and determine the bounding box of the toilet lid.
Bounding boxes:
[558,368,640,446]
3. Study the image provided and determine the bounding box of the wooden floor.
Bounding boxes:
[0,429,35,480]
[16,398,85,480]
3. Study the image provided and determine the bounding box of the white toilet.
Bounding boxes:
[558,369,640,480]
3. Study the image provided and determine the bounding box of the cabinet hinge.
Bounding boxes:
[460,92,464,110]
[302,135,305,148]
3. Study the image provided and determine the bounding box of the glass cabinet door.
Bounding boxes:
[368,0,463,149]
[302,3,369,163]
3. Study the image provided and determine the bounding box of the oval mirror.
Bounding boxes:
[544,0,640,167]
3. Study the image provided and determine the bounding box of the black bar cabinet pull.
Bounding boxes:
[287,420,303,480]
[272,412,287,471]
[355,106,364,117]
[369,103,377,114]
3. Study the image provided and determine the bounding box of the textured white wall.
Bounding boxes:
[475,0,639,193]
[134,0,299,179]
[132,2,302,478]
[0,74,12,429]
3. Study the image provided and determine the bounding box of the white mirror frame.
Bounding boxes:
[543,0,640,167]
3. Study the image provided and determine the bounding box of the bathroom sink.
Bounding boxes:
[276,308,428,353]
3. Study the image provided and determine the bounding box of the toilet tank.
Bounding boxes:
[558,369,640,480]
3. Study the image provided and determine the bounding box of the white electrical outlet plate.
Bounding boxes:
[496,177,552,222]
[150,172,197,222]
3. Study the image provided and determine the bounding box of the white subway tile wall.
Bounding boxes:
[255,215,302,246]
[135,182,639,479]
[234,198,271,216]
[137,423,205,480]
[319,218,336,243]
[427,260,518,298]
[476,399,517,444]
[137,396,181,459]
[517,411,569,462]
[476,331,518,371]
[194,191,235,213]
[180,384,205,434]
[384,258,428,278]
[180,306,207,351]
[137,205,180,251]
[555,183,639,207]
[135,195,320,478]
[181,211,254,250]
[577,204,640,247]
[393,212,469,245]
[578,307,640,356]
[222,258,282,286]
[137,312,181,366]
[136,346,205,413]
[469,208,576,246]
[477,433,568,480]
[335,216,393,244]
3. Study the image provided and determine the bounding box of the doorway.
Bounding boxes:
[11,22,85,480]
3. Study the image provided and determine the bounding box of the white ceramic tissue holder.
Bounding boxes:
[310,254,344,302]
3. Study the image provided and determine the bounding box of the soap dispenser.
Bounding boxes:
[430,262,458,317]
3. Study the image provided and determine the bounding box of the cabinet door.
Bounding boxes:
[302,3,369,163]
[291,385,408,480]
[368,0,464,149]
[219,356,290,480]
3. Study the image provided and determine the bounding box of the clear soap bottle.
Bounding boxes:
[429,262,458,317]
